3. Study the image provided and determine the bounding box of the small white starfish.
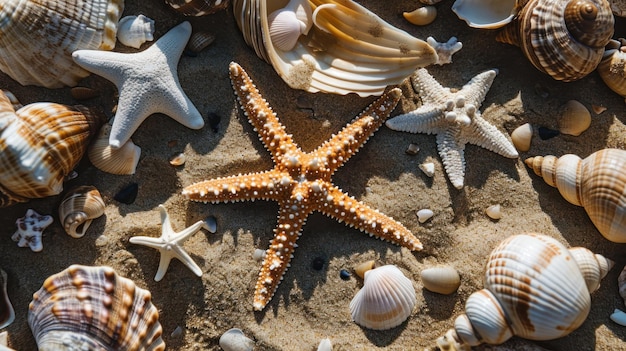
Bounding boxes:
[72,21,204,149]
[129,205,210,281]
[12,209,53,252]
[386,68,518,189]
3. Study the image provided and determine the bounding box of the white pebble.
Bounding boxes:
[611,309,626,326]
[485,204,502,220]
[253,248,266,261]
[416,209,434,223]
[317,337,333,351]
[419,162,435,177]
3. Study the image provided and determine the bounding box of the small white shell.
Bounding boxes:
[558,100,591,136]
[88,124,141,175]
[419,162,435,177]
[117,15,155,49]
[268,0,312,52]
[253,248,266,262]
[416,209,434,223]
[452,0,517,29]
[485,204,502,220]
[421,266,461,295]
[58,185,105,238]
[169,153,186,166]
[511,123,533,152]
[403,6,437,26]
[349,265,416,330]
[317,338,332,351]
[219,328,255,351]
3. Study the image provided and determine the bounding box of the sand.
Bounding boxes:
[1,0,626,350]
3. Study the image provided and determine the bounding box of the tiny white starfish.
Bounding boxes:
[129,205,210,281]
[12,209,53,252]
[386,68,518,189]
[72,21,204,149]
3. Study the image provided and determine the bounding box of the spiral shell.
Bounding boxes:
[525,148,626,243]
[597,39,626,100]
[58,185,106,239]
[165,0,231,16]
[496,0,615,81]
[0,90,105,208]
[116,15,155,49]
[440,233,610,348]
[0,0,124,88]
[232,0,437,97]
[29,265,165,350]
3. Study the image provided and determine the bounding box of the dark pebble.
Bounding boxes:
[114,183,139,204]
[339,269,351,280]
[538,126,560,140]
[312,257,325,270]
[207,111,221,133]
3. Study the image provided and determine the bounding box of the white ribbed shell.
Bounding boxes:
[0,0,124,88]
[87,124,141,175]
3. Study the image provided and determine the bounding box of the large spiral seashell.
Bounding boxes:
[525,148,626,243]
[58,185,106,239]
[29,265,165,350]
[437,233,611,349]
[496,0,614,81]
[0,0,124,88]
[0,90,105,208]
[232,0,438,97]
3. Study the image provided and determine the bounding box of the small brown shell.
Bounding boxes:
[187,31,216,53]
[558,100,591,136]
[29,265,165,350]
[165,0,231,16]
[58,185,105,238]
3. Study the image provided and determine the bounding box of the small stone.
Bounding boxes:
[538,126,560,140]
[339,269,351,280]
[405,143,420,155]
[416,209,434,223]
[419,162,435,177]
[114,183,139,204]
[312,257,325,270]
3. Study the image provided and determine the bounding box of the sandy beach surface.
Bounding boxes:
[1,0,626,350]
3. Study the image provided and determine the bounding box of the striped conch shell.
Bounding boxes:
[232,0,438,96]
[0,0,124,88]
[436,233,612,349]
[58,185,106,238]
[29,265,165,350]
[0,90,105,207]
[525,148,626,243]
[496,0,615,81]
[597,38,626,101]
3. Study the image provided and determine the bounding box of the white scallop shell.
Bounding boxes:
[219,328,255,351]
[349,265,416,330]
[88,124,141,175]
[58,185,106,238]
[452,0,518,28]
[28,265,165,350]
[0,0,124,88]
[268,0,312,51]
[117,15,155,49]
[233,0,438,97]
[421,266,461,295]
[558,100,591,136]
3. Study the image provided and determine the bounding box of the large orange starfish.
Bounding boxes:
[183,62,423,310]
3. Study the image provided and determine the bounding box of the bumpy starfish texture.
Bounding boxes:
[386,68,518,189]
[72,21,204,149]
[12,209,53,252]
[129,204,209,281]
[183,62,423,311]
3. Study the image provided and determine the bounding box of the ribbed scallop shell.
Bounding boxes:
[496,0,614,81]
[29,265,165,351]
[0,0,124,88]
[349,265,416,330]
[233,0,438,97]
[58,185,106,238]
[88,124,141,175]
[597,39,626,99]
[165,0,231,16]
[525,149,626,243]
[0,90,105,208]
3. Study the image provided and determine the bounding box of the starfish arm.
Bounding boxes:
[172,220,210,242]
[458,69,498,109]
[72,49,136,84]
[385,107,445,135]
[254,203,312,310]
[228,62,299,161]
[312,88,402,173]
[154,254,173,282]
[436,130,466,189]
[412,68,452,104]
[170,245,203,277]
[183,169,291,203]
[129,235,165,250]
[313,184,423,251]
[463,115,519,158]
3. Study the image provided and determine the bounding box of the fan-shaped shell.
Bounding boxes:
[0,90,105,208]
[165,0,231,16]
[88,124,141,175]
[29,265,165,350]
[496,0,614,81]
[558,100,591,136]
[452,0,518,29]
[117,15,155,49]
[597,39,626,100]
[0,0,124,88]
[233,0,438,97]
[349,265,416,330]
[525,149,626,243]
[58,185,106,238]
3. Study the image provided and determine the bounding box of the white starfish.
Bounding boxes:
[386,68,518,189]
[72,21,204,149]
[129,205,209,281]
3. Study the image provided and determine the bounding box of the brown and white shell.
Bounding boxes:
[165,0,231,16]
[88,124,141,175]
[496,0,615,81]
[525,149,626,243]
[232,0,438,96]
[58,185,106,238]
[0,0,124,88]
[0,90,105,208]
[29,265,165,350]
[597,38,626,101]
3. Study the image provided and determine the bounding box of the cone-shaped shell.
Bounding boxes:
[0,90,105,207]
[58,185,106,238]
[568,247,614,293]
[0,0,124,88]
[496,0,614,81]
[29,265,165,350]
[525,149,626,243]
[233,0,438,96]
[349,265,416,330]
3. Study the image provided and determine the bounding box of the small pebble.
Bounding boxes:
[538,126,560,140]
[416,208,434,223]
[169,152,186,166]
[253,248,265,262]
[204,215,217,233]
[312,257,325,270]
[419,162,435,177]
[114,183,139,204]
[611,309,626,326]
[207,111,221,133]
[485,204,502,220]
[354,260,375,279]
[171,325,183,338]
[339,269,351,280]
[405,143,420,155]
